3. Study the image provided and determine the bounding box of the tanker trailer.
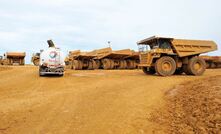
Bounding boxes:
[39,40,65,76]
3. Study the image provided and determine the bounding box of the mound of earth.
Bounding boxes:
[149,75,221,133]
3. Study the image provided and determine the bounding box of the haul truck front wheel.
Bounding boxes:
[155,56,176,76]
[187,57,206,76]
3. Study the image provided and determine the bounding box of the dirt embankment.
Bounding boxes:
[149,76,221,133]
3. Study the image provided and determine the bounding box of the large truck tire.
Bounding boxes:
[110,59,115,69]
[119,60,127,69]
[155,56,176,76]
[73,60,83,70]
[102,59,112,69]
[88,61,93,70]
[126,60,136,69]
[92,60,100,69]
[205,62,210,69]
[187,57,206,76]
[33,59,39,66]
[142,67,156,75]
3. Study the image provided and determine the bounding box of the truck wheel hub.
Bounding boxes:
[162,62,172,71]
[194,62,202,70]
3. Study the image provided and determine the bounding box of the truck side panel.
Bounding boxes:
[171,39,217,57]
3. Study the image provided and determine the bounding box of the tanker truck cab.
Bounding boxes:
[39,40,65,76]
[137,36,217,76]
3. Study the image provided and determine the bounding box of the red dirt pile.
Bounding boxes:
[149,76,221,133]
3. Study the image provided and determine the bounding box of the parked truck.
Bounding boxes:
[200,56,221,68]
[0,56,3,65]
[31,52,40,66]
[92,47,139,69]
[3,52,26,65]
[68,47,139,70]
[137,36,217,76]
[39,40,65,76]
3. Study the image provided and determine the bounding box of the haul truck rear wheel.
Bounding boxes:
[88,61,93,70]
[92,60,100,69]
[119,60,127,69]
[187,57,206,76]
[73,60,83,70]
[142,67,156,74]
[102,59,112,69]
[155,56,176,76]
[127,60,136,69]
[110,59,115,69]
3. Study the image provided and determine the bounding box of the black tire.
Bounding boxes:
[187,57,206,76]
[87,61,93,70]
[127,60,136,69]
[155,56,176,76]
[119,60,127,69]
[205,62,210,69]
[110,59,115,69]
[73,60,83,70]
[92,60,100,69]
[142,67,156,75]
[78,61,83,70]
[102,59,112,69]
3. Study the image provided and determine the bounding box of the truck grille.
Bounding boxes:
[140,54,148,64]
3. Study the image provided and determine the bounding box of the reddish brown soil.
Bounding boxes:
[149,76,221,134]
[0,66,221,134]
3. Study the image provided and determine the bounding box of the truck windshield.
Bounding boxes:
[138,45,151,52]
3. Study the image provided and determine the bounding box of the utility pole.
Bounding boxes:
[108,41,111,48]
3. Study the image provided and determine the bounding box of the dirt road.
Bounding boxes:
[0,66,221,134]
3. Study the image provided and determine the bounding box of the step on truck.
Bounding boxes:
[137,36,217,76]
[39,40,65,76]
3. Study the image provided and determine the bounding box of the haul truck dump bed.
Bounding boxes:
[93,47,139,69]
[68,47,139,70]
[137,36,217,76]
[4,52,26,65]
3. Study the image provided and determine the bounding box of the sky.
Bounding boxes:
[0,0,220,63]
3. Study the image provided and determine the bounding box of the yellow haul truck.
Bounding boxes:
[93,47,139,70]
[31,53,40,66]
[137,36,217,76]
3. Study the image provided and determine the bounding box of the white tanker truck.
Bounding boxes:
[39,40,65,76]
